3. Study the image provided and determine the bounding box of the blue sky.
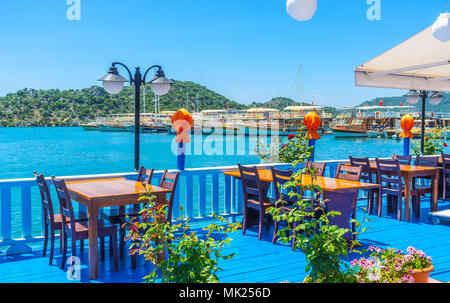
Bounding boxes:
[0,0,447,107]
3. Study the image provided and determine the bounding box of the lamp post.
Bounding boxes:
[99,62,173,171]
[404,90,443,154]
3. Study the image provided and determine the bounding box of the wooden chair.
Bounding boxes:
[334,164,362,238]
[442,153,450,202]
[130,170,179,269]
[349,156,377,214]
[52,176,118,271]
[35,172,86,265]
[304,160,326,177]
[392,154,412,165]
[270,167,297,248]
[375,159,419,221]
[412,156,439,218]
[238,164,274,241]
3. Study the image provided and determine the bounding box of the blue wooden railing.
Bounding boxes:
[0,160,344,255]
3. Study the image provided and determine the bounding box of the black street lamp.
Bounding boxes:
[404,90,443,154]
[99,62,173,171]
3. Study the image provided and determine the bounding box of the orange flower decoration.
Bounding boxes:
[171,108,194,143]
[399,114,415,139]
[304,111,321,140]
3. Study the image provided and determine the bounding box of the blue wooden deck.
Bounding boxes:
[0,196,449,283]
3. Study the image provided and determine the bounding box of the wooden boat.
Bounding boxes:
[331,119,367,138]
[98,123,129,132]
[81,123,99,131]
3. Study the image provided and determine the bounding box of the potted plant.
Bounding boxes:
[351,246,433,283]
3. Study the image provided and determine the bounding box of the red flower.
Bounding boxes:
[288,134,295,140]
[444,143,448,147]
[281,144,287,149]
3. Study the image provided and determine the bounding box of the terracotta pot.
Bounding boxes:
[412,264,434,283]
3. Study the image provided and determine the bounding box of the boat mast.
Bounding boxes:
[299,64,303,106]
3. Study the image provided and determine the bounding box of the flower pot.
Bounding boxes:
[412,264,434,283]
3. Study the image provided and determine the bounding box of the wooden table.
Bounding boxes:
[364,162,440,222]
[224,169,381,193]
[66,178,170,279]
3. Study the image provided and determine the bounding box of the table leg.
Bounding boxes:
[156,193,167,264]
[404,175,412,222]
[377,186,382,217]
[88,204,99,279]
[431,170,439,212]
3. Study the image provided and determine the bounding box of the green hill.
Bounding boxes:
[0,80,246,127]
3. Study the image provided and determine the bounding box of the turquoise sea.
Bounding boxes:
[1,127,448,239]
[1,127,448,179]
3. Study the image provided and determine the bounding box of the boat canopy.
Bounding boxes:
[247,108,279,112]
[283,105,324,111]
[159,111,176,115]
[355,25,450,92]
[201,109,227,114]
[355,105,415,110]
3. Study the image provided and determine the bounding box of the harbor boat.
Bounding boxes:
[331,119,367,138]
[80,122,99,131]
[201,123,239,135]
[141,122,167,133]
[367,130,381,138]
[98,123,129,132]
[236,122,298,136]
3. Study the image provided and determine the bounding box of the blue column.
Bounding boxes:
[403,137,410,156]
[308,139,316,162]
[177,142,186,170]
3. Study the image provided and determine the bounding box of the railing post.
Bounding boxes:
[185,174,193,218]
[212,173,219,214]
[199,174,206,218]
[224,175,232,215]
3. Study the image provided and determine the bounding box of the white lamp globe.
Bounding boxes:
[286,0,317,21]
[432,13,450,42]
[429,93,443,105]
[103,81,124,95]
[404,90,421,105]
[150,76,173,96]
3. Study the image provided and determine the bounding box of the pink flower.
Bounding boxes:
[351,259,358,267]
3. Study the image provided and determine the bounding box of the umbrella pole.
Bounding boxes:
[420,91,427,155]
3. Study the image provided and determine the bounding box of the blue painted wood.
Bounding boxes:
[1,185,11,241]
[185,174,193,218]
[224,175,232,215]
[212,173,219,214]
[199,174,206,217]
[21,185,32,239]
[237,180,243,214]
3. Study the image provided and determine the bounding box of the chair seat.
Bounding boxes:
[66,221,118,236]
[53,214,88,224]
[247,198,274,207]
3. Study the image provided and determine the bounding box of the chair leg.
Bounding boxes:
[61,231,67,270]
[42,224,48,257]
[80,240,84,252]
[397,195,402,221]
[131,254,137,270]
[71,239,77,258]
[109,235,114,257]
[100,237,105,261]
[60,230,63,253]
[113,233,118,272]
[272,218,278,244]
[415,195,421,219]
[49,227,55,265]
[242,210,247,236]
[258,210,264,241]
[119,227,125,259]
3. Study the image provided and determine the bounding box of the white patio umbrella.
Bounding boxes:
[355,24,450,153]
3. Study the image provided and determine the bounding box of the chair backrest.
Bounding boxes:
[392,154,412,165]
[335,164,362,182]
[137,166,154,185]
[34,172,55,224]
[304,160,326,177]
[238,164,265,209]
[51,176,76,231]
[270,167,296,205]
[349,156,372,182]
[159,170,180,222]
[442,153,450,181]
[414,155,439,168]
[375,158,402,188]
